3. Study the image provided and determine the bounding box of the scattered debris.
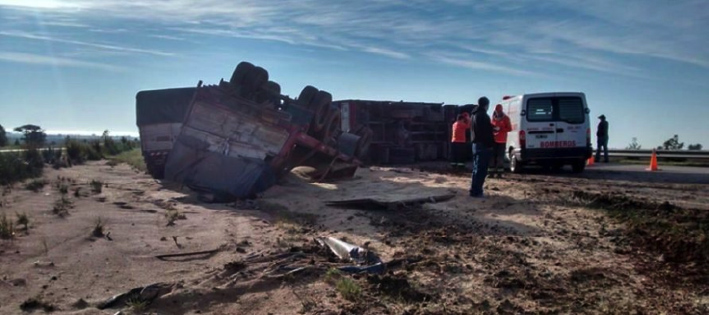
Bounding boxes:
[325,193,455,210]
[97,282,174,310]
[155,248,222,260]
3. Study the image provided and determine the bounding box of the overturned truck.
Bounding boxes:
[136,62,371,199]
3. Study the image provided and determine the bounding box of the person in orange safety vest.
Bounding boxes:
[450,112,470,169]
[490,104,511,177]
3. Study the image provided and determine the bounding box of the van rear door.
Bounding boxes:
[554,97,586,149]
[524,97,556,149]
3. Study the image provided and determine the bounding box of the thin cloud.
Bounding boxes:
[0,51,122,71]
[1,0,706,70]
[433,55,536,77]
[0,30,175,56]
[361,47,410,60]
[148,34,186,41]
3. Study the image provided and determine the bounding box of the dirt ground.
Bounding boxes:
[1,161,708,314]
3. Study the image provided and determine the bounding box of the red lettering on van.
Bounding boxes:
[540,141,577,148]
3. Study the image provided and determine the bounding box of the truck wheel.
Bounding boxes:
[229,62,255,86]
[256,81,281,106]
[354,127,373,159]
[145,160,165,179]
[571,159,586,173]
[316,108,340,145]
[509,151,524,174]
[246,66,269,89]
[309,91,332,132]
[297,86,318,107]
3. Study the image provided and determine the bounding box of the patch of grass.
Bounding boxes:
[335,277,362,301]
[90,180,103,194]
[20,296,56,312]
[165,210,186,226]
[1,212,15,239]
[25,179,48,192]
[261,202,319,227]
[125,295,149,312]
[16,212,29,232]
[2,184,12,196]
[92,217,105,237]
[58,183,69,195]
[109,148,146,172]
[325,268,342,284]
[52,195,73,217]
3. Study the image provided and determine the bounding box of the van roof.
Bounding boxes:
[502,92,586,101]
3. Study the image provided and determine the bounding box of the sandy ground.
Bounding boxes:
[1,161,708,314]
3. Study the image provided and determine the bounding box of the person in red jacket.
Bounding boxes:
[490,104,511,177]
[450,113,470,169]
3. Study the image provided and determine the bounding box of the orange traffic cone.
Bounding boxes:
[587,156,595,166]
[646,149,659,171]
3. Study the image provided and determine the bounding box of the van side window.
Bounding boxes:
[527,99,553,121]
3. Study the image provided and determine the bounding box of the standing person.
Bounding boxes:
[596,115,609,163]
[470,97,494,198]
[490,104,512,177]
[450,113,470,169]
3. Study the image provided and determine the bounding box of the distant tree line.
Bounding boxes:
[1,123,140,185]
[626,135,702,151]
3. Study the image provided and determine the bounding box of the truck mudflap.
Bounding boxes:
[161,62,366,200]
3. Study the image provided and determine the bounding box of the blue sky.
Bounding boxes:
[0,0,707,148]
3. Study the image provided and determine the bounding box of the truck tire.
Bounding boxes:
[246,66,269,89]
[297,86,318,107]
[317,107,340,145]
[230,62,255,86]
[309,91,332,132]
[354,128,372,159]
[256,81,281,106]
[571,159,586,173]
[509,151,524,174]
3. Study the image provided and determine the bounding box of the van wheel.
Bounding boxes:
[571,159,586,173]
[509,152,524,173]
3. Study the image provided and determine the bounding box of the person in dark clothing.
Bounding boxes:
[596,115,609,163]
[470,96,494,198]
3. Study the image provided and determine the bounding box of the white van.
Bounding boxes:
[499,92,592,173]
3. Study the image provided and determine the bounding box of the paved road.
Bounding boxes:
[581,163,709,185]
[0,148,64,153]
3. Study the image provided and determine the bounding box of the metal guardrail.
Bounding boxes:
[605,149,709,159]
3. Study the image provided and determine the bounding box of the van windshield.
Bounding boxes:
[526,97,585,124]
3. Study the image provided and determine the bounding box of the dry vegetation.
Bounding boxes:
[1,161,708,314]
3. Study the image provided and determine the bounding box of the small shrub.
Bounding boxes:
[92,217,105,237]
[125,296,148,312]
[58,183,69,195]
[25,179,47,192]
[90,180,103,194]
[0,212,15,239]
[16,212,29,232]
[165,210,186,226]
[73,187,82,198]
[53,196,73,217]
[335,277,361,301]
[20,297,56,312]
